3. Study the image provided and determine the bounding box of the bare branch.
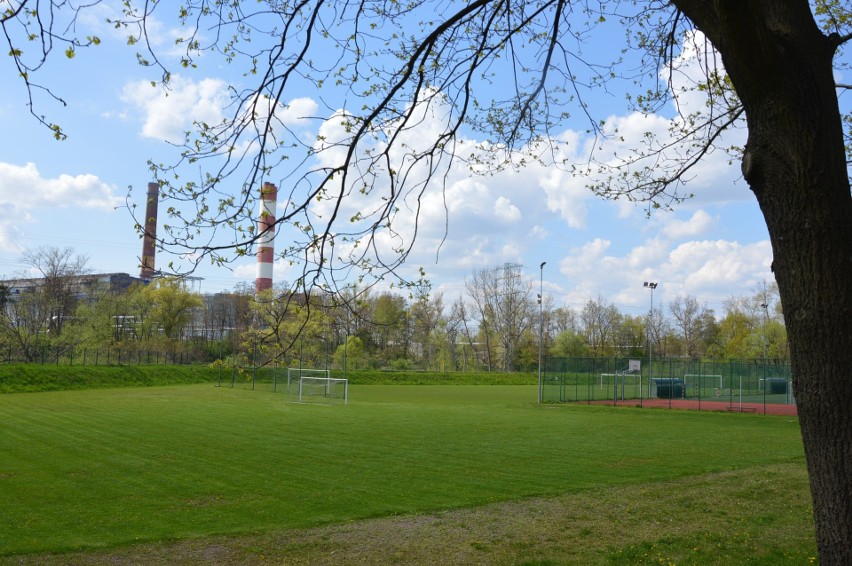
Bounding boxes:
[2,0,105,138]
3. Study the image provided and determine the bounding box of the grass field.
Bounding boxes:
[0,383,815,564]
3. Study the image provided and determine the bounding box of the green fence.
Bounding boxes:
[220,365,287,391]
[542,357,794,412]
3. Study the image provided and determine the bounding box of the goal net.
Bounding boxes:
[286,368,330,394]
[297,376,349,405]
[598,373,642,401]
[683,374,724,397]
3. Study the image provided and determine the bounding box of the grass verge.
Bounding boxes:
[0,364,217,393]
[3,463,814,565]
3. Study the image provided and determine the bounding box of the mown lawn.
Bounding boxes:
[0,383,813,563]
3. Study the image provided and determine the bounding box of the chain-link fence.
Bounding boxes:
[542,357,794,413]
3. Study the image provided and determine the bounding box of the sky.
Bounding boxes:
[0,3,842,319]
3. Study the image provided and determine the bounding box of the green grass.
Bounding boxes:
[0,383,812,562]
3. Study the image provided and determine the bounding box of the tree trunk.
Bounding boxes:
[675,1,852,562]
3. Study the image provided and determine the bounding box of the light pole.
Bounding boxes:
[644,281,658,397]
[537,261,546,403]
[761,300,769,407]
[760,301,768,362]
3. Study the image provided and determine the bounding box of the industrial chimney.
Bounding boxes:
[255,182,278,295]
[139,181,159,280]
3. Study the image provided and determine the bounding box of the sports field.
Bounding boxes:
[0,383,815,564]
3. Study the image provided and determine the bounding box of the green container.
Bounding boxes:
[765,377,788,395]
[652,378,685,399]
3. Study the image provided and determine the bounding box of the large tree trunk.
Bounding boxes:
[675,1,852,562]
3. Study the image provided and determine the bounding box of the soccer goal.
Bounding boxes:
[286,368,330,394]
[683,374,724,397]
[297,376,349,405]
[599,373,642,401]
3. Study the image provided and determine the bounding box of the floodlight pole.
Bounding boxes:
[761,301,768,362]
[643,282,658,397]
[761,299,769,410]
[538,261,546,403]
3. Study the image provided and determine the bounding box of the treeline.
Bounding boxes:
[0,250,787,370]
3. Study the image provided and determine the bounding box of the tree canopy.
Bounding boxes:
[4,1,844,293]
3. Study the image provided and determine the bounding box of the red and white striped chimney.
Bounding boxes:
[139,181,159,280]
[255,182,278,294]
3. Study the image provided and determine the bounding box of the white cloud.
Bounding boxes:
[661,210,716,240]
[278,97,319,124]
[122,76,231,143]
[245,94,319,134]
[443,178,490,216]
[626,238,668,268]
[0,204,27,251]
[493,196,521,222]
[668,240,772,293]
[221,30,764,304]
[553,233,773,312]
[0,162,123,251]
[73,2,130,41]
[0,162,122,210]
[308,99,555,274]
[538,165,591,229]
[123,75,319,148]
[529,225,549,240]
[537,31,749,228]
[534,105,743,228]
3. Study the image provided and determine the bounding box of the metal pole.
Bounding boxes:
[761,300,768,414]
[644,282,658,398]
[649,286,653,392]
[761,302,768,362]
[537,261,546,403]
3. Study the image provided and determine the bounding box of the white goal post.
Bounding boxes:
[600,361,641,389]
[297,376,349,405]
[598,373,643,402]
[287,367,330,391]
[600,373,623,389]
[683,374,724,388]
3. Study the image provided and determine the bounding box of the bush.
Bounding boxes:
[0,365,218,393]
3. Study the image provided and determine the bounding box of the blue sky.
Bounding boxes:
[1,2,838,318]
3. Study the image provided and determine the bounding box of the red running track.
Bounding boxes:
[588,398,798,416]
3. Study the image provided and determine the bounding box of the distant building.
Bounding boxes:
[1,272,146,301]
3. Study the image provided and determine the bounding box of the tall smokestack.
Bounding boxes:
[139,181,159,280]
[255,182,278,295]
